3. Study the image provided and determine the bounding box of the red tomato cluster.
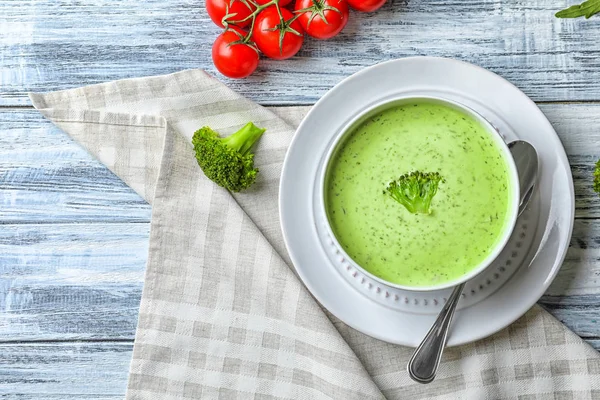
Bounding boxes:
[208,0,385,78]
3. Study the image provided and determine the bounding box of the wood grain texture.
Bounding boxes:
[0,110,151,224]
[0,223,147,341]
[3,0,600,105]
[0,342,132,398]
[540,103,600,220]
[540,295,600,339]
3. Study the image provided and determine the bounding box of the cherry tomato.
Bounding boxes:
[347,0,385,12]
[252,6,304,60]
[206,0,256,28]
[212,27,260,78]
[294,0,348,40]
[255,0,292,6]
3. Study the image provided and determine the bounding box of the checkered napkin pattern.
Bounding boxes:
[30,70,600,399]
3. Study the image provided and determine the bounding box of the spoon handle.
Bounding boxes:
[407,283,465,384]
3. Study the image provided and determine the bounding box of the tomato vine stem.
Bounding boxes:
[226,0,277,26]
[294,0,342,29]
[225,0,304,54]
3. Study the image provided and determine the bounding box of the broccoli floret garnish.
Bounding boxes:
[192,122,265,192]
[385,171,444,215]
[594,159,600,196]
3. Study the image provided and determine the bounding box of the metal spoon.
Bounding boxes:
[509,141,539,217]
[407,140,538,384]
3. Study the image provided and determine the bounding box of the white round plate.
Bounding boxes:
[279,57,574,347]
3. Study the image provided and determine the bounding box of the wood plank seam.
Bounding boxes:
[0,339,135,345]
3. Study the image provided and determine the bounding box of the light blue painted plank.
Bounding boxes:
[538,103,600,219]
[0,341,132,398]
[0,223,148,341]
[545,219,600,299]
[0,110,151,224]
[2,0,600,105]
[539,295,600,339]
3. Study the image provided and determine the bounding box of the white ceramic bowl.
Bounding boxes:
[317,95,521,292]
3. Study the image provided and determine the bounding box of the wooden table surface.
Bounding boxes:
[2,0,600,397]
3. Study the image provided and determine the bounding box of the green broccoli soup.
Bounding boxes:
[325,100,515,287]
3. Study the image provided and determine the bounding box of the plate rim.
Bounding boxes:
[279,56,575,346]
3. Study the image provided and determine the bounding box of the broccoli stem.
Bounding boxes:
[222,122,266,155]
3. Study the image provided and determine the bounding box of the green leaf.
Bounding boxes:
[556,0,600,18]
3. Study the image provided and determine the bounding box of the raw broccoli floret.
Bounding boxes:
[385,171,444,214]
[192,122,265,192]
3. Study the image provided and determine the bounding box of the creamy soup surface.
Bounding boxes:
[325,101,514,287]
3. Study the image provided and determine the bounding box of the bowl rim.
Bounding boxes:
[317,95,521,292]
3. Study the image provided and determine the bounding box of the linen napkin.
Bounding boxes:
[30,70,600,399]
